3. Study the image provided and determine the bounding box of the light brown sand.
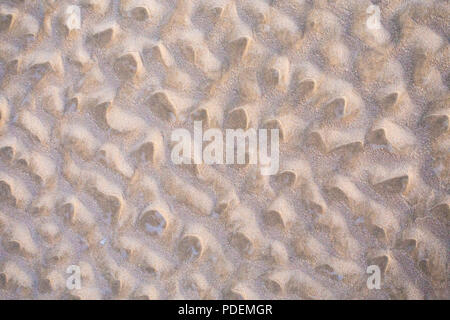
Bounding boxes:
[0,0,448,299]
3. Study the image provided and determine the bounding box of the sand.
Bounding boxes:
[0,0,448,300]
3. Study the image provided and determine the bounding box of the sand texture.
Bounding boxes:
[0,0,448,300]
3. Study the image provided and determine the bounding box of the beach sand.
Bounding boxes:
[0,0,448,299]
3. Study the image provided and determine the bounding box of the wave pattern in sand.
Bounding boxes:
[0,0,448,299]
